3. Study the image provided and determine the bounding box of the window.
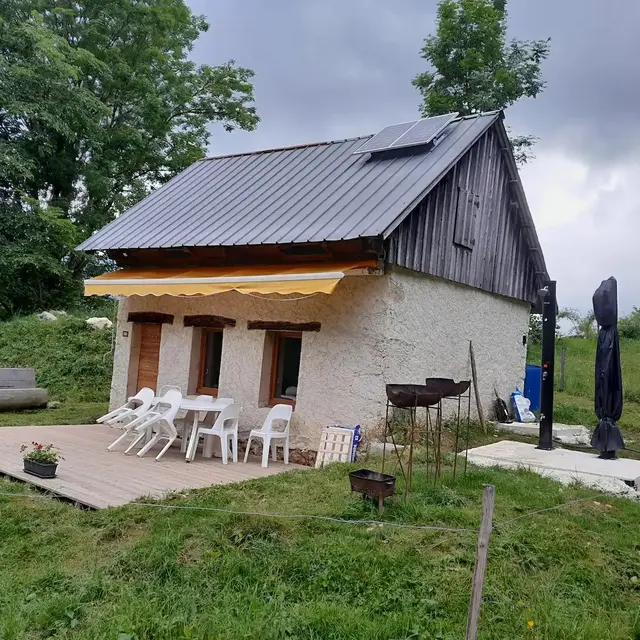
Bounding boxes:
[270,331,302,405]
[453,187,480,250]
[197,329,223,394]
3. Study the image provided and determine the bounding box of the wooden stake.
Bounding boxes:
[466,484,495,640]
[469,341,487,434]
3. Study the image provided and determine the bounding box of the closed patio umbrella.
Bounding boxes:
[591,277,625,459]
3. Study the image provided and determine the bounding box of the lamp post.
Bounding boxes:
[537,281,556,450]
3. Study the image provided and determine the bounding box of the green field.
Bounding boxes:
[528,337,640,442]
[1,458,640,640]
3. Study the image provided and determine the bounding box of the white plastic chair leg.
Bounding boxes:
[97,409,119,424]
[271,440,278,462]
[155,437,176,461]
[218,434,227,465]
[284,436,289,465]
[124,429,148,454]
[243,436,252,463]
[108,429,131,451]
[186,428,199,462]
[232,433,238,463]
[137,434,160,457]
[261,435,271,468]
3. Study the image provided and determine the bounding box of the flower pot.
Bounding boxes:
[23,459,58,479]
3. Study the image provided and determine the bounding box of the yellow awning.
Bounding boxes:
[84,261,378,297]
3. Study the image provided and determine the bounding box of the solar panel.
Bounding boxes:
[390,113,458,149]
[353,112,458,155]
[352,120,418,155]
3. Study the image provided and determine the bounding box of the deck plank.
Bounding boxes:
[0,424,305,509]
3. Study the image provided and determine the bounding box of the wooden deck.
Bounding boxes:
[0,424,304,509]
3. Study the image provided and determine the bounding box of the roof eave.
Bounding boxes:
[492,118,550,287]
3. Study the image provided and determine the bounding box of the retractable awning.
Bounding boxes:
[84,261,378,297]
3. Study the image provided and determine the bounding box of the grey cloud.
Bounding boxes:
[188,0,434,154]
[507,0,640,164]
[186,0,640,312]
[189,0,640,163]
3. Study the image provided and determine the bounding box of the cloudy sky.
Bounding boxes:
[187,0,640,314]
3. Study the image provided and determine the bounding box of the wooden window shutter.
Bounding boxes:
[453,187,480,250]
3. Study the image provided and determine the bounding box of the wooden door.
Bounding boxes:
[136,324,162,392]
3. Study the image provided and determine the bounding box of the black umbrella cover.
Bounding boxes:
[591,277,625,455]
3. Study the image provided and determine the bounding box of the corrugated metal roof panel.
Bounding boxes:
[78,112,501,251]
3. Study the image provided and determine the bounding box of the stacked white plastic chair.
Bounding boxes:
[100,387,155,428]
[243,404,292,468]
[109,389,182,461]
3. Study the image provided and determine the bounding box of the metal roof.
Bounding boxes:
[78,112,503,251]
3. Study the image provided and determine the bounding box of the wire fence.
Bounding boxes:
[0,489,608,531]
[0,485,620,639]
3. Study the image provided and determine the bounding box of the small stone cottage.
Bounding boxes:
[79,111,548,449]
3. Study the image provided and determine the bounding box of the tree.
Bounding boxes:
[413,0,549,163]
[558,308,597,339]
[0,0,259,236]
[0,202,82,319]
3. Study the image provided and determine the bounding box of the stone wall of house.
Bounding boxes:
[383,267,530,422]
[109,268,529,450]
[110,275,393,449]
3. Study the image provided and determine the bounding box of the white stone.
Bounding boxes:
[36,311,57,322]
[86,317,113,330]
[49,310,68,317]
[463,440,640,498]
[108,267,530,450]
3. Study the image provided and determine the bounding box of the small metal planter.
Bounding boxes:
[23,459,58,479]
[349,468,396,515]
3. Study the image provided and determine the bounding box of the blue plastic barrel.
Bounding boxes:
[524,364,542,412]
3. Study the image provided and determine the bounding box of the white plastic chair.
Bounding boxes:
[244,404,293,468]
[123,389,183,461]
[99,387,155,426]
[179,394,213,453]
[185,403,240,464]
[158,384,182,396]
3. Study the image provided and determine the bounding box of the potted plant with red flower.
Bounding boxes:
[21,442,63,479]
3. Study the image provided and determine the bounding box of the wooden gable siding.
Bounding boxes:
[386,125,538,304]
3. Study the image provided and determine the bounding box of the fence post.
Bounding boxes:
[559,347,567,392]
[466,484,495,640]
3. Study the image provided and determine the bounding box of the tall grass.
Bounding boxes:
[0,315,113,402]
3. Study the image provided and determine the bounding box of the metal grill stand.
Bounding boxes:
[382,380,471,494]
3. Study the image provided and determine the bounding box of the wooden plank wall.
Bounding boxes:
[386,125,539,304]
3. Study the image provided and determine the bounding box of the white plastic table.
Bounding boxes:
[179,397,231,458]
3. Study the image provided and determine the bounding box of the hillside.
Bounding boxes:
[0,315,113,425]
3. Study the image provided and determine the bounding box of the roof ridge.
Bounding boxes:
[202,111,502,162]
[203,135,372,162]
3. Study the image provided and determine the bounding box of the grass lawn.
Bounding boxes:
[1,458,639,640]
[0,402,108,427]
